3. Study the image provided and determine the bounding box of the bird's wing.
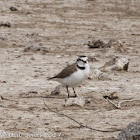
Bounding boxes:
[51,63,77,79]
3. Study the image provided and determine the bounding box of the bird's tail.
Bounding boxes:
[47,77,54,80]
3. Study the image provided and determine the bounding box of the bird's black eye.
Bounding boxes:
[77,58,87,63]
[81,60,87,63]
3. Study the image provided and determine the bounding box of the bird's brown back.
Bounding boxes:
[53,63,77,79]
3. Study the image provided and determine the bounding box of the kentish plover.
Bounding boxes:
[49,56,90,98]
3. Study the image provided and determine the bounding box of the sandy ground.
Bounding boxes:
[0,0,140,139]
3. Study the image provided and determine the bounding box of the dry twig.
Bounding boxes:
[43,100,121,132]
[1,96,9,100]
[117,98,140,108]
[104,96,140,109]
[104,96,120,109]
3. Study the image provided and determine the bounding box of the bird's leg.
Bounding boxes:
[73,88,78,98]
[66,86,70,98]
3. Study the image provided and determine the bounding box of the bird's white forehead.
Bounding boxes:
[79,56,88,61]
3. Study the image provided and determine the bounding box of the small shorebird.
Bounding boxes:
[48,56,90,98]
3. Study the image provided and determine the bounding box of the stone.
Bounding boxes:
[88,39,105,49]
[51,85,61,95]
[88,39,127,53]
[92,68,102,79]
[103,92,119,100]
[90,68,111,80]
[65,97,85,107]
[100,57,129,72]
[103,39,127,53]
[118,122,140,140]
[23,45,49,54]
[9,6,18,11]
[0,22,11,27]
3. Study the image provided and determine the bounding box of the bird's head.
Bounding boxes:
[76,56,89,69]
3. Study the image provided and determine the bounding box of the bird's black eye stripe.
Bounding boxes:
[77,59,87,63]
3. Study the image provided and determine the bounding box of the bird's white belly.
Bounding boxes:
[56,68,90,87]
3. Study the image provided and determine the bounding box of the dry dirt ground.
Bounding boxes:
[0,0,140,139]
